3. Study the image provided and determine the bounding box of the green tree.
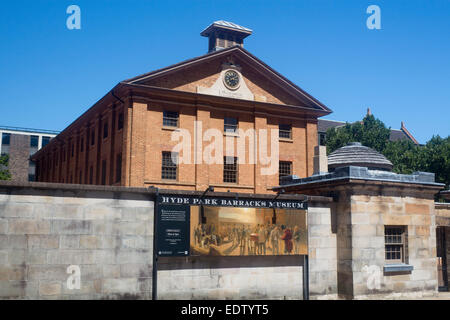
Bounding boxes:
[383,139,426,174]
[325,114,391,154]
[0,154,11,180]
[324,114,450,190]
[423,135,450,189]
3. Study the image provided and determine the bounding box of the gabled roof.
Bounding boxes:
[123,45,332,113]
[389,129,410,142]
[317,119,346,133]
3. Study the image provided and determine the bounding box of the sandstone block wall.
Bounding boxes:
[158,257,303,300]
[0,184,154,300]
[350,191,438,299]
[0,182,337,300]
[307,203,338,299]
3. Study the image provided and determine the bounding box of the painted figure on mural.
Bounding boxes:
[293,226,301,254]
[270,225,281,255]
[281,225,293,254]
[257,225,267,255]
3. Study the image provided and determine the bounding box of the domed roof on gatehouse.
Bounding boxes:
[327,142,393,171]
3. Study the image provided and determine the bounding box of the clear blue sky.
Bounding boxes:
[1,0,449,143]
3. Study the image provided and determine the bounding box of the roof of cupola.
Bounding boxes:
[328,142,393,172]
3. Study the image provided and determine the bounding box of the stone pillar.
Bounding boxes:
[308,199,338,299]
[313,145,328,175]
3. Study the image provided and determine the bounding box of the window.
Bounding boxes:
[80,137,84,152]
[101,160,107,185]
[30,135,39,148]
[103,122,108,139]
[279,124,292,139]
[28,160,36,182]
[91,129,95,146]
[118,112,124,130]
[385,226,407,263]
[163,111,179,127]
[319,133,327,146]
[279,161,292,185]
[71,143,74,157]
[223,156,238,183]
[115,153,122,183]
[2,133,11,146]
[161,151,178,180]
[224,117,238,133]
[42,136,51,147]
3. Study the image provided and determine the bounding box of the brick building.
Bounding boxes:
[0,126,58,182]
[32,21,331,194]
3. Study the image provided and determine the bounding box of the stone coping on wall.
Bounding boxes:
[276,166,445,192]
[0,180,332,204]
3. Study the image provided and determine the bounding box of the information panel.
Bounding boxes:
[156,204,190,256]
[156,195,307,257]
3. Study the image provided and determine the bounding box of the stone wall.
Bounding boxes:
[0,182,336,300]
[307,202,338,299]
[158,256,304,299]
[350,186,438,299]
[436,203,450,286]
[0,182,154,299]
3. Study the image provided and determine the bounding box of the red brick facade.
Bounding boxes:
[33,46,331,194]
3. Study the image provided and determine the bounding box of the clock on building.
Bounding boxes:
[223,69,240,90]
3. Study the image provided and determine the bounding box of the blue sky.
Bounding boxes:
[0,0,449,143]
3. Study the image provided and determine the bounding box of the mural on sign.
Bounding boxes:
[190,206,307,256]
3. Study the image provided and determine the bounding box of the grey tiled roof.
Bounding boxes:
[389,129,409,142]
[317,119,345,133]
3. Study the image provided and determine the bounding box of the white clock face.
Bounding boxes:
[223,70,240,90]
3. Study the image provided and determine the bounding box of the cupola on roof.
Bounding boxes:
[327,142,393,172]
[201,20,253,52]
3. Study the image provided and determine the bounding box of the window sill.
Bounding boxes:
[145,180,195,186]
[224,132,239,137]
[162,126,179,131]
[279,138,293,143]
[383,264,414,273]
[211,183,254,189]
